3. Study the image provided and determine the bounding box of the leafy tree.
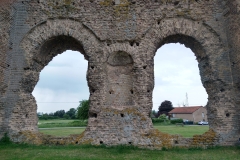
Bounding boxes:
[157,100,174,117]
[63,113,70,119]
[41,113,49,120]
[77,100,90,120]
[54,110,65,118]
[66,108,77,119]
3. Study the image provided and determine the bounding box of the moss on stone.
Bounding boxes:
[141,129,173,149]
[64,0,72,6]
[191,129,218,147]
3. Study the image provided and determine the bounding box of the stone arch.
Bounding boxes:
[8,19,101,135]
[140,18,235,144]
[102,43,140,61]
[21,19,101,64]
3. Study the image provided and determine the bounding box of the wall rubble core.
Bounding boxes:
[0,0,240,149]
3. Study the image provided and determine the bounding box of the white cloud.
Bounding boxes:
[32,44,208,113]
[32,50,89,113]
[152,43,208,111]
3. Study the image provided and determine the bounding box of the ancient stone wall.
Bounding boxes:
[0,0,18,139]
[0,0,239,148]
[224,0,240,145]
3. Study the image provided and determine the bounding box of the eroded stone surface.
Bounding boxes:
[0,0,240,148]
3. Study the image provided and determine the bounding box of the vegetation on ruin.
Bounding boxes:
[0,133,12,145]
[0,143,239,160]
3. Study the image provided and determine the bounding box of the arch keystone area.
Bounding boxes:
[0,0,239,149]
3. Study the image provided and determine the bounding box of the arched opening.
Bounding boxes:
[29,35,89,137]
[32,50,88,136]
[153,35,209,138]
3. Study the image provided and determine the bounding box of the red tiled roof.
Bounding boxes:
[168,106,203,114]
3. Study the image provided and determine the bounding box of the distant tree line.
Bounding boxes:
[38,100,90,120]
[38,99,175,121]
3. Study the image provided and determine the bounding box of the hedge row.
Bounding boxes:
[152,118,184,124]
[151,118,165,123]
[170,119,183,124]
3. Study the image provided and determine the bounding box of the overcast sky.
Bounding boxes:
[32,43,208,113]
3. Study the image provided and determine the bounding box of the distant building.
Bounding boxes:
[168,106,207,123]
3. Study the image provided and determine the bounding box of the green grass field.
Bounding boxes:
[38,119,87,128]
[0,144,239,160]
[154,125,209,137]
[38,119,76,124]
[39,128,86,136]
[39,125,209,137]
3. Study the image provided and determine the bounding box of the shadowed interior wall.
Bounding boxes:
[106,51,134,106]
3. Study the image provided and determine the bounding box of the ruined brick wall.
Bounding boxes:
[223,0,240,145]
[0,0,17,139]
[0,0,239,148]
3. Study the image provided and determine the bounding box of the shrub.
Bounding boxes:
[152,118,164,123]
[0,133,12,144]
[63,114,70,119]
[158,114,168,120]
[69,120,87,127]
[170,119,183,124]
[38,114,59,120]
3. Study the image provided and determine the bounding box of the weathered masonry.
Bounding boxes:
[0,0,240,149]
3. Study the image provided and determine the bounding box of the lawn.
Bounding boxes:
[38,119,76,124]
[39,125,209,137]
[154,125,209,137]
[0,143,239,160]
[39,128,86,136]
[38,119,87,128]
